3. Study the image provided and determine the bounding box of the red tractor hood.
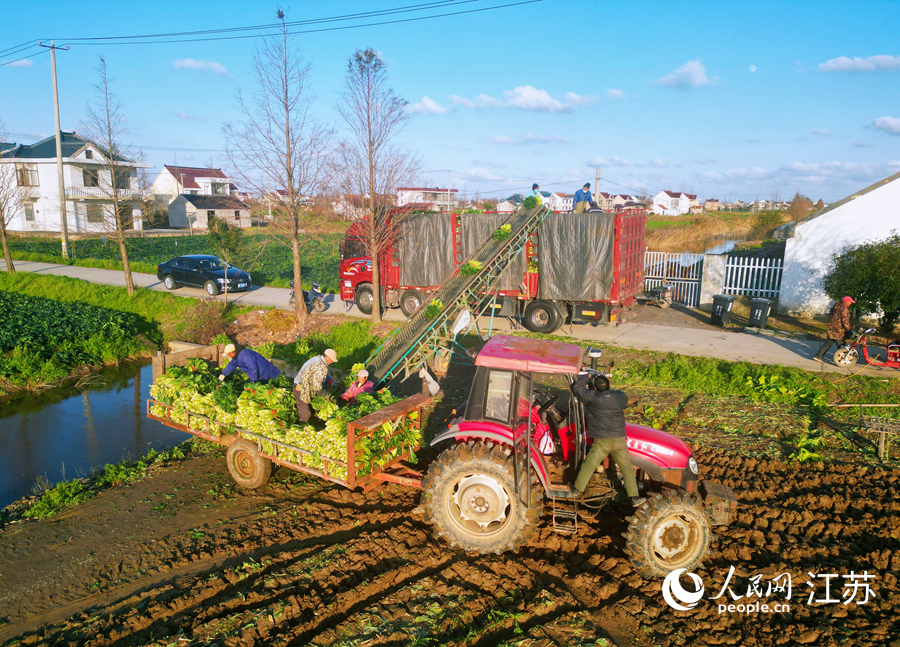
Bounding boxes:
[625,423,692,470]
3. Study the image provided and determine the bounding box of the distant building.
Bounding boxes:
[150,165,235,206]
[0,131,149,233]
[167,194,252,230]
[397,186,458,212]
[548,192,573,211]
[704,198,720,212]
[651,190,692,215]
[496,194,523,213]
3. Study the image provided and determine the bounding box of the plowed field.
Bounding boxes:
[1,436,897,647]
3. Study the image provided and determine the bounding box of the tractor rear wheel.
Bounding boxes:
[422,440,542,554]
[624,489,711,579]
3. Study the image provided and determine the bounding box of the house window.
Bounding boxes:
[114,169,131,190]
[15,164,38,187]
[24,203,35,221]
[234,210,240,222]
[84,149,93,159]
[83,169,99,187]
[211,182,225,195]
[207,210,216,221]
[86,204,103,223]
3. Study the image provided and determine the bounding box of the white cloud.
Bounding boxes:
[874,116,900,135]
[649,158,667,168]
[605,88,625,99]
[482,135,515,144]
[450,86,594,113]
[819,55,900,72]
[521,133,567,144]
[173,111,208,122]
[811,129,832,137]
[852,141,873,148]
[589,156,631,167]
[406,96,450,115]
[465,168,503,181]
[3,58,33,68]
[173,58,233,78]
[654,60,716,88]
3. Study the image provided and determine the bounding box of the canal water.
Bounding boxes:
[0,362,190,510]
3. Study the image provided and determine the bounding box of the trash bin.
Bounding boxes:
[711,294,736,326]
[749,298,774,328]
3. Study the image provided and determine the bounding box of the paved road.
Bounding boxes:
[3,258,895,379]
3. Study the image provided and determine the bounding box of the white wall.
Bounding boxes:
[780,172,900,316]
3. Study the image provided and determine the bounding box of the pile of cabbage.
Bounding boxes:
[149,357,420,482]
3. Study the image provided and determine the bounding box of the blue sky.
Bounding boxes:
[1,0,898,203]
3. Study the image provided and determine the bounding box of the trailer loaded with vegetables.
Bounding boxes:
[148,206,736,578]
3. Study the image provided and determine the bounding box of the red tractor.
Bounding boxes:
[421,335,737,578]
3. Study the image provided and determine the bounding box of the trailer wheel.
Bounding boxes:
[226,439,272,490]
[422,440,542,554]
[833,347,857,367]
[523,300,562,334]
[355,284,374,315]
[400,290,423,318]
[624,490,711,579]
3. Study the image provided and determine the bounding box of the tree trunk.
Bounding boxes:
[115,203,134,295]
[292,234,307,324]
[0,216,15,273]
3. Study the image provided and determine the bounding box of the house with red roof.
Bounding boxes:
[651,190,692,215]
[397,186,457,212]
[150,165,236,204]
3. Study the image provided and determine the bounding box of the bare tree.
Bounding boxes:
[223,9,333,324]
[336,48,420,323]
[0,119,22,273]
[79,56,140,295]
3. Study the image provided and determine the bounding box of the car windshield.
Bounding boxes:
[199,258,225,271]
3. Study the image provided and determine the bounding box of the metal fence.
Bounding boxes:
[644,251,704,307]
[722,256,783,300]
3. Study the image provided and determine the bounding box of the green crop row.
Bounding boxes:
[7,233,343,292]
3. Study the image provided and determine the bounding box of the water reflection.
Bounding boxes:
[0,362,190,509]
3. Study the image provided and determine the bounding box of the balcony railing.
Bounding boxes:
[65,187,148,199]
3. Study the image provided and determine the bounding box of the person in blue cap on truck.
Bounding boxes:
[219,343,282,383]
[573,182,597,213]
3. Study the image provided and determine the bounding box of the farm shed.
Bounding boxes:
[779,170,900,316]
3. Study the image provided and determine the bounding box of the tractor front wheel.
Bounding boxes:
[422,440,541,554]
[624,489,711,579]
[225,439,272,490]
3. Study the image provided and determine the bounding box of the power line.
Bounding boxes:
[0,48,50,68]
[49,1,540,46]
[0,40,41,58]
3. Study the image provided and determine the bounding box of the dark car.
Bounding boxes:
[157,254,252,296]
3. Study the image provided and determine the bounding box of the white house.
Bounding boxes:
[396,186,458,212]
[779,170,900,316]
[548,192,573,212]
[150,165,235,205]
[652,190,691,215]
[496,194,523,213]
[0,132,149,233]
[167,194,252,230]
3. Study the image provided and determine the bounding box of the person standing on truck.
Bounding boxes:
[529,183,544,205]
[570,373,643,506]
[814,296,856,361]
[573,183,596,213]
[218,344,282,383]
[293,348,338,421]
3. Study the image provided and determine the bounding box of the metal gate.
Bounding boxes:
[644,251,704,307]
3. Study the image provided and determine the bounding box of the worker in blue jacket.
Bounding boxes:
[573,183,596,213]
[218,343,282,383]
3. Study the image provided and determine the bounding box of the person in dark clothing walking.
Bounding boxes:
[219,343,282,383]
[571,372,642,505]
[814,296,855,361]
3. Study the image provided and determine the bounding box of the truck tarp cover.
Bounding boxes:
[460,213,526,291]
[538,212,615,301]
[399,213,455,286]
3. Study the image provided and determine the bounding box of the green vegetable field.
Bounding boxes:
[0,291,146,389]
[7,233,343,291]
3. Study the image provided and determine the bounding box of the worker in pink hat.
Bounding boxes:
[814,296,856,361]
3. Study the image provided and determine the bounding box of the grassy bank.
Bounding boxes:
[7,230,343,291]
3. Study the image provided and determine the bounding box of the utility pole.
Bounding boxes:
[446,170,450,213]
[39,41,70,259]
[595,166,601,208]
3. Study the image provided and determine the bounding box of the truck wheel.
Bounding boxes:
[163,275,176,290]
[355,284,374,315]
[226,439,272,490]
[400,290,423,318]
[523,300,562,334]
[624,490,711,579]
[205,280,220,297]
[833,347,857,367]
[422,440,542,554]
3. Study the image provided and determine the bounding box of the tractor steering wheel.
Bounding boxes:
[537,395,560,418]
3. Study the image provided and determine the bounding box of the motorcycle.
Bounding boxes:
[833,328,900,368]
[289,280,327,313]
[639,284,674,309]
